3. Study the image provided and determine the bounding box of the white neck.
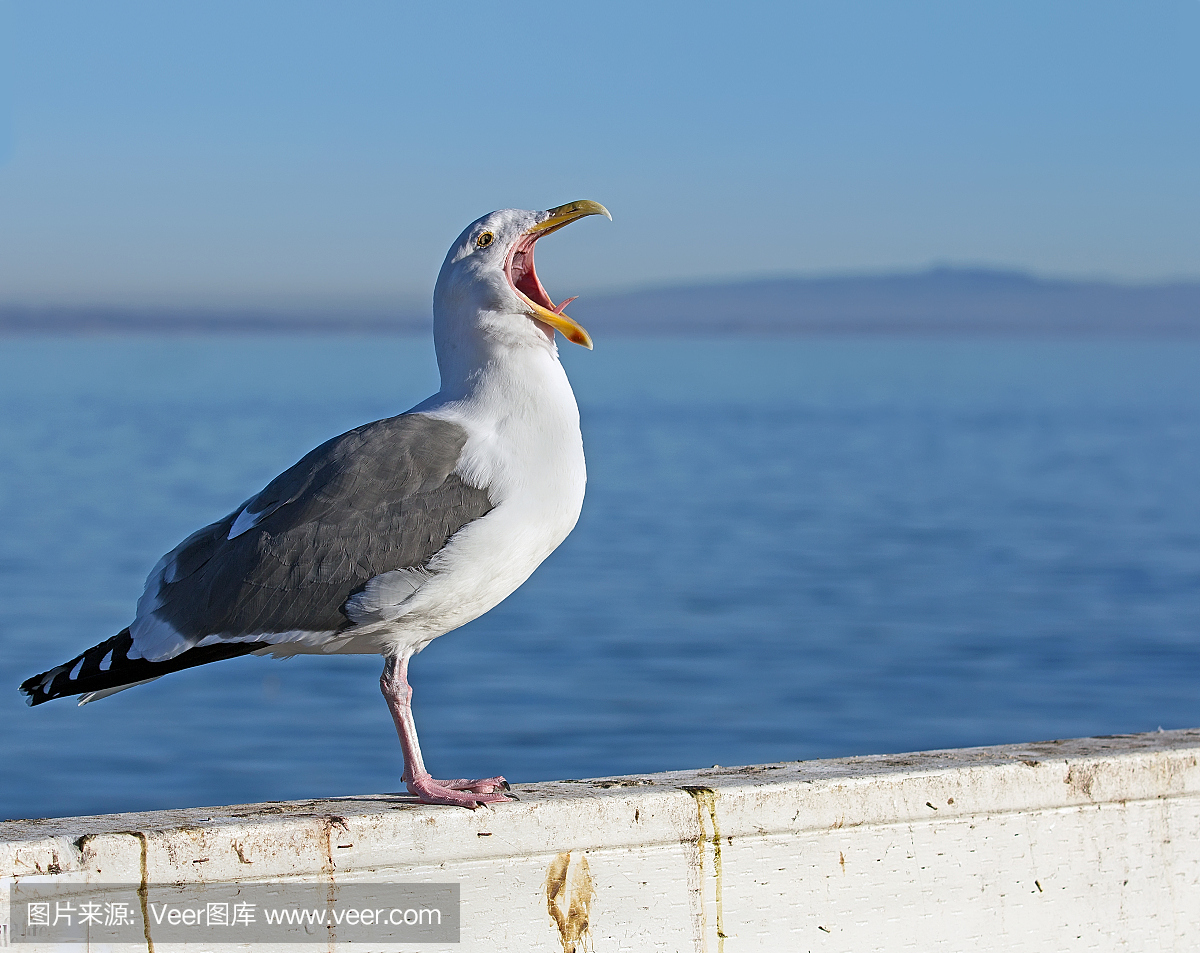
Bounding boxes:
[414,295,585,513]
[414,307,582,480]
[431,311,552,398]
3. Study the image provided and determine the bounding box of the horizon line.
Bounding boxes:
[4,263,1200,317]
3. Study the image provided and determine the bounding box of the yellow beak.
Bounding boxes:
[521,200,611,350]
[528,200,612,237]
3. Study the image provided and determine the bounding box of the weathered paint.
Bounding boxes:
[3,729,1199,951]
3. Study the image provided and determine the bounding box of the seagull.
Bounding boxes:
[20,200,610,808]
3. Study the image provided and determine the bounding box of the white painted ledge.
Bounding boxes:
[3,728,1199,951]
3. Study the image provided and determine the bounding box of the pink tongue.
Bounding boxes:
[553,296,578,315]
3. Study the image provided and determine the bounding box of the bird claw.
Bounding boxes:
[432,775,510,794]
[406,774,516,809]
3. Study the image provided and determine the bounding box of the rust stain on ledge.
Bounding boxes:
[113,830,153,953]
[546,851,594,953]
[683,785,726,952]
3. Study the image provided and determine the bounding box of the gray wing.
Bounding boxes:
[136,413,493,651]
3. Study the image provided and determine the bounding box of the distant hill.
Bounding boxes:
[572,267,1200,336]
[4,268,1199,335]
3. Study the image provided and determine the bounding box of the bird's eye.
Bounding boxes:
[476,232,494,248]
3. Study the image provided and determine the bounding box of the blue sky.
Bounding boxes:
[1,1,1198,309]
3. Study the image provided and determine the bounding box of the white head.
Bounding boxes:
[433,201,610,378]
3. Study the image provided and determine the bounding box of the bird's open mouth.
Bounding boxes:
[508,233,574,319]
[505,200,610,350]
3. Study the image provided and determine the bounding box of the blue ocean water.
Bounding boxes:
[1,335,1198,821]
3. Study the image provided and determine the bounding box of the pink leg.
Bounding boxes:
[380,654,514,809]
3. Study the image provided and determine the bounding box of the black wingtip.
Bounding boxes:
[20,628,270,707]
[20,664,70,707]
[20,629,132,707]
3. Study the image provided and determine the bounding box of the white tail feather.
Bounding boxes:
[78,676,163,706]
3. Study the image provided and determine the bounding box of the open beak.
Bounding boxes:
[506,200,611,349]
